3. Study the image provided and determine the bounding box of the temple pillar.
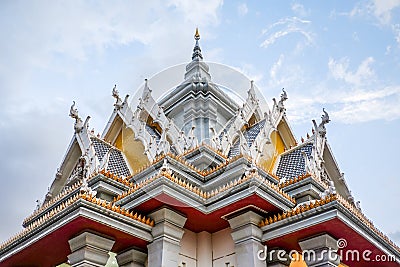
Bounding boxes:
[227,211,266,267]
[197,231,212,267]
[298,234,340,267]
[67,232,115,267]
[147,207,187,267]
[116,248,147,267]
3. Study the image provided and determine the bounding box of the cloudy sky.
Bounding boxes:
[1,0,400,246]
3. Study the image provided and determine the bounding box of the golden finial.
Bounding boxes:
[194,27,200,40]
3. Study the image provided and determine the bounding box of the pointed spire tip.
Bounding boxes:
[195,27,200,40]
[191,28,203,61]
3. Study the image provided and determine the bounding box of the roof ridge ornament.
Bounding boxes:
[159,158,172,175]
[278,88,288,112]
[247,80,258,105]
[69,101,84,133]
[112,84,124,110]
[271,88,288,119]
[321,108,330,126]
[142,78,152,103]
[312,108,330,138]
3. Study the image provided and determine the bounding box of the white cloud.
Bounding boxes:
[167,0,223,26]
[348,2,370,18]
[280,56,400,124]
[291,3,308,17]
[270,54,284,81]
[260,17,314,49]
[232,63,264,84]
[237,3,248,17]
[286,85,400,124]
[331,86,400,123]
[0,0,223,66]
[0,0,225,243]
[392,24,400,47]
[342,1,400,25]
[328,57,375,86]
[0,0,225,110]
[385,45,392,54]
[352,31,360,41]
[264,55,308,95]
[371,0,400,24]
[345,1,400,48]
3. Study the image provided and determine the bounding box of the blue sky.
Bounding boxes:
[0,0,399,246]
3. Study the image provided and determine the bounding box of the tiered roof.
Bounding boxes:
[1,29,399,266]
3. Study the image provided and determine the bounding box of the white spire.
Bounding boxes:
[184,28,211,81]
[192,27,203,61]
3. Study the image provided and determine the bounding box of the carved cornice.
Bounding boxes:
[259,194,400,253]
[115,169,295,204]
[1,193,153,252]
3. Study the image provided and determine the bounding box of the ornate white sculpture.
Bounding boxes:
[80,175,96,197]
[319,180,336,198]
[277,88,288,113]
[35,199,41,211]
[112,84,123,110]
[247,80,258,105]
[210,127,221,151]
[313,108,330,138]
[69,101,90,133]
[69,101,84,133]
[156,127,171,156]
[355,201,362,211]
[159,159,172,175]
[186,126,198,150]
[220,131,231,153]
[244,160,258,176]
[238,130,250,157]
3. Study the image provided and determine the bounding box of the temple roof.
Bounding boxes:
[0,30,399,267]
[91,137,131,177]
[276,142,313,180]
[228,119,266,157]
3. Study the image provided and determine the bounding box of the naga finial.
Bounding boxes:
[321,108,330,125]
[69,101,85,132]
[112,84,119,99]
[280,88,288,102]
[112,84,123,109]
[275,88,288,113]
[69,101,79,120]
[144,78,150,91]
[312,108,330,138]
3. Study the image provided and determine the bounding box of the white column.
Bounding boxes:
[227,211,266,267]
[197,231,212,267]
[298,234,340,267]
[147,207,187,267]
[68,232,115,267]
[116,248,147,267]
